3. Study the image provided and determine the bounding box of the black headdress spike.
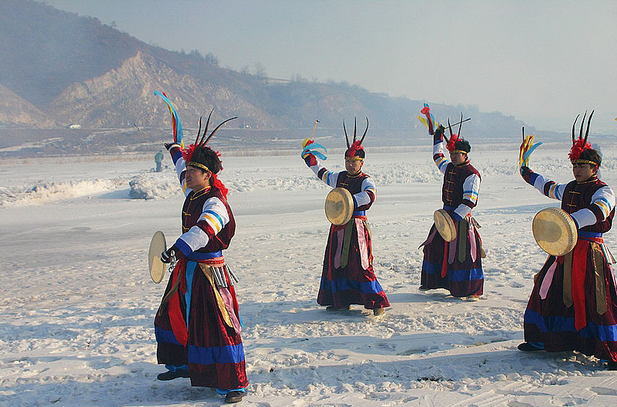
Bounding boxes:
[584,110,594,145]
[571,114,580,144]
[579,111,587,140]
[359,117,369,145]
[202,116,237,146]
[445,118,453,143]
[353,117,358,142]
[197,110,215,145]
[193,109,237,147]
[343,120,350,148]
[457,113,463,138]
[195,116,203,142]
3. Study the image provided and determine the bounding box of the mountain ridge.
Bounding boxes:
[0,0,537,157]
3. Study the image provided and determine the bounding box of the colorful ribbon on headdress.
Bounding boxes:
[418,103,440,135]
[154,90,184,148]
[519,129,542,168]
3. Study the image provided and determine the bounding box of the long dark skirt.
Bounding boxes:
[420,217,484,297]
[154,260,248,389]
[524,241,617,362]
[318,217,390,309]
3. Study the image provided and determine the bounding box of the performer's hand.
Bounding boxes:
[164,142,180,151]
[433,125,445,143]
[304,153,317,167]
[161,248,174,263]
[520,165,531,178]
[302,138,315,149]
[161,245,181,263]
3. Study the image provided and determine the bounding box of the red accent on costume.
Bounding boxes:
[421,106,435,135]
[181,144,197,163]
[572,241,588,330]
[441,240,448,278]
[168,259,189,346]
[568,139,592,161]
[446,134,459,152]
[212,174,228,199]
[346,140,363,158]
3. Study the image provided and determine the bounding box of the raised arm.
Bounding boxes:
[432,125,450,175]
[520,166,567,201]
[165,143,191,196]
[304,154,340,188]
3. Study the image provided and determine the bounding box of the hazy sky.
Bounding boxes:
[43,0,616,132]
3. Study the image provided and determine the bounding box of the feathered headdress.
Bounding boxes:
[568,111,595,164]
[343,117,369,160]
[183,110,237,197]
[444,114,471,154]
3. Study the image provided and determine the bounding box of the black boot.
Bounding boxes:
[225,391,244,403]
[157,369,190,380]
[326,305,350,311]
[517,342,543,352]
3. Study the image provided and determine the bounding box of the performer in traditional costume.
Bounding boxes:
[418,105,484,299]
[155,113,248,403]
[518,111,617,370]
[302,118,390,315]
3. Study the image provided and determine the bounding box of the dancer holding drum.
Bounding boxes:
[518,112,617,370]
[301,118,390,316]
[418,105,484,300]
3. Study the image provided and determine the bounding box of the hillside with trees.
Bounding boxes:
[0,0,534,157]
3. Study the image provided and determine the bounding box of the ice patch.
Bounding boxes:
[128,173,183,200]
[0,179,123,207]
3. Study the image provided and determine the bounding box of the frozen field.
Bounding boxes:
[2,143,617,406]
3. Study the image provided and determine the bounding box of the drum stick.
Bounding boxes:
[448,117,471,128]
[310,119,320,139]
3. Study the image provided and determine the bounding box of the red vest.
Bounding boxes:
[562,178,614,233]
[181,186,235,252]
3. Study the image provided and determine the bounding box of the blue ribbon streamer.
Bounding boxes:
[523,142,542,163]
[301,143,328,160]
[154,90,184,146]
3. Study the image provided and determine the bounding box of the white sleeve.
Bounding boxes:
[453,173,481,219]
[570,185,616,229]
[175,196,229,255]
[353,177,377,207]
[433,139,449,175]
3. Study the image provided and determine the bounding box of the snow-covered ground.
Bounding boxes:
[2,143,617,406]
